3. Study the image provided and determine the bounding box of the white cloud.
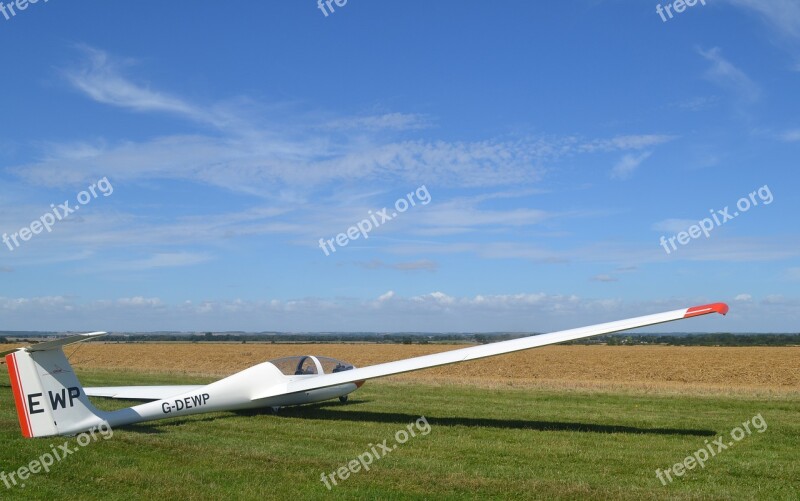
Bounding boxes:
[0,47,691,272]
[165,292,797,332]
[0,296,73,312]
[0,293,792,332]
[359,260,438,272]
[124,253,211,270]
[780,129,800,142]
[591,274,618,283]
[697,47,760,103]
[389,235,800,265]
[417,199,553,233]
[763,294,787,304]
[10,48,679,195]
[11,131,558,192]
[64,45,221,126]
[117,296,163,307]
[610,151,652,180]
[322,112,431,131]
[722,1,800,73]
[724,0,800,40]
[734,293,752,301]
[652,219,696,234]
[671,96,719,112]
[578,135,676,153]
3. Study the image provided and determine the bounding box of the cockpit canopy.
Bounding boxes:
[268,355,355,376]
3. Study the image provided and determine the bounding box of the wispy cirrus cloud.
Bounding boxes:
[8,47,679,196]
[122,252,212,270]
[780,129,800,142]
[321,112,432,131]
[723,0,800,71]
[610,151,652,180]
[652,219,698,234]
[669,96,719,112]
[579,134,675,153]
[0,47,688,272]
[11,133,677,194]
[387,235,800,266]
[724,0,800,40]
[357,259,438,272]
[63,45,224,126]
[697,47,760,103]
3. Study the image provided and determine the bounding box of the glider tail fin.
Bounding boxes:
[4,332,108,438]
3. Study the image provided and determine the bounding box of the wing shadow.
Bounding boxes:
[276,403,717,437]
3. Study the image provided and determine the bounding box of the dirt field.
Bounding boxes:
[4,342,796,397]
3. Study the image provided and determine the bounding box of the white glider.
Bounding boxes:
[3,302,728,438]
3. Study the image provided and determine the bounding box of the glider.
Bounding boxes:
[3,302,728,438]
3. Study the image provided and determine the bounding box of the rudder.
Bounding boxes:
[4,332,108,438]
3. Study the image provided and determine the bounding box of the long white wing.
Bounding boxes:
[253,303,729,400]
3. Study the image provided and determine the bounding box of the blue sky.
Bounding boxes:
[0,0,798,332]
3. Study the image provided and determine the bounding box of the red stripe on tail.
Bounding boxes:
[6,353,33,438]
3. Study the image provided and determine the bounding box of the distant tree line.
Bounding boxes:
[83,332,800,347]
[99,333,458,344]
[572,333,800,347]
[6,332,797,347]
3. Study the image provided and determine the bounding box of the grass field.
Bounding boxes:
[0,345,798,500]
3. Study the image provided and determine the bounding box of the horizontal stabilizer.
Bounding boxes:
[85,385,205,401]
[0,332,107,363]
[26,332,107,352]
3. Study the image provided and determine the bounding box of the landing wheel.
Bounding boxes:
[339,395,348,403]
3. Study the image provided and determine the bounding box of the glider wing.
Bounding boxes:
[253,303,729,400]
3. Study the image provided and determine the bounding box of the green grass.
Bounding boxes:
[0,369,797,500]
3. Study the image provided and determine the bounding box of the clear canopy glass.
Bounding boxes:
[269,355,354,376]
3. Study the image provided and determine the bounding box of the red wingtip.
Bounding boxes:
[684,302,729,318]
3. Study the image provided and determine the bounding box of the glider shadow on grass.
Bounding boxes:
[111,399,715,437]
[273,401,717,437]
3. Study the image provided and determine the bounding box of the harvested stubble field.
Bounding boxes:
[6,342,795,397]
